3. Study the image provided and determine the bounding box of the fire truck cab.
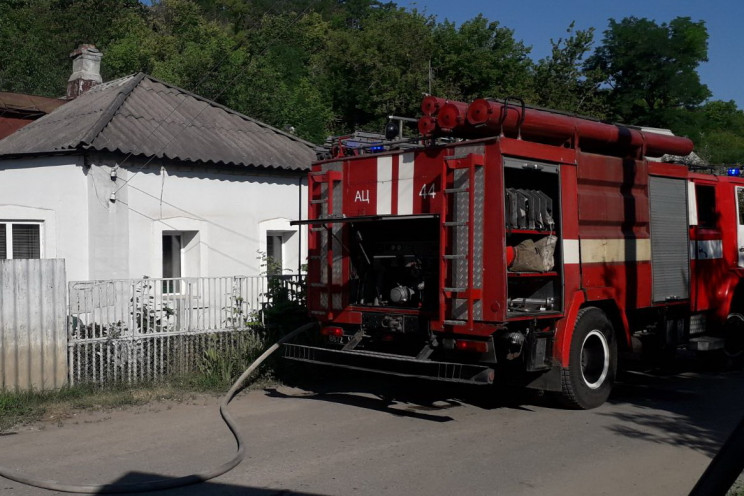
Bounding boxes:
[285,97,744,409]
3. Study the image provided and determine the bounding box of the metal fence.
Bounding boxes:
[67,275,302,385]
[1,259,67,391]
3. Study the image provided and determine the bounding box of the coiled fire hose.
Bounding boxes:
[0,322,317,494]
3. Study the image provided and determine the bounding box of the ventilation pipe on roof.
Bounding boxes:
[67,44,102,99]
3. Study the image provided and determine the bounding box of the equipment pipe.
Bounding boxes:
[466,98,693,158]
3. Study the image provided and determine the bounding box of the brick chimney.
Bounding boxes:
[67,44,102,99]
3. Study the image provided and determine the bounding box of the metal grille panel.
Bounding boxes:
[472,165,485,319]
[649,176,689,301]
[449,148,485,322]
[332,179,344,310]
[453,169,469,291]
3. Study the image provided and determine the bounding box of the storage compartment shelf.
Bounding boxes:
[507,229,556,235]
[508,271,558,278]
[504,160,562,314]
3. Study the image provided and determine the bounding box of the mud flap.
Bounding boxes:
[524,364,562,392]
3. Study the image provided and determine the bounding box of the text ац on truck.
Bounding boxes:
[284,95,744,409]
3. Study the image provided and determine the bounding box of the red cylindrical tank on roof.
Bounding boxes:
[466,98,693,157]
[418,115,438,136]
[437,101,470,131]
[421,95,449,116]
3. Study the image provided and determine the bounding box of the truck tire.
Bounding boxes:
[560,307,617,409]
[724,313,744,366]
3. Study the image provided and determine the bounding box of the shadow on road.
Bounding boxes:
[275,367,545,419]
[279,358,744,457]
[604,357,744,456]
[92,471,326,496]
[265,386,457,422]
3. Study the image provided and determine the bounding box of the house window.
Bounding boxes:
[162,233,182,293]
[0,222,41,259]
[266,233,284,274]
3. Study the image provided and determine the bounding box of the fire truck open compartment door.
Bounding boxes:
[649,175,690,302]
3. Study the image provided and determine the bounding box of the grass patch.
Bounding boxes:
[0,361,289,433]
[0,384,176,432]
[728,474,744,496]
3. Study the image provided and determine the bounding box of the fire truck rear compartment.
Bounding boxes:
[342,217,440,356]
[348,217,440,311]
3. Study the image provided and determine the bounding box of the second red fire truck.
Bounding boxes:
[285,96,744,409]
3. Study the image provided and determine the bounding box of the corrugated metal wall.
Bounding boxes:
[0,259,67,391]
[649,176,690,302]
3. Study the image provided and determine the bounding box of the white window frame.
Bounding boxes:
[153,219,206,280]
[0,221,44,259]
[259,218,301,275]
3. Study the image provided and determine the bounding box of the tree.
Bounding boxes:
[586,16,711,126]
[0,0,147,97]
[672,100,744,165]
[533,23,607,118]
[321,6,435,133]
[430,15,533,103]
[0,1,63,96]
[224,11,334,143]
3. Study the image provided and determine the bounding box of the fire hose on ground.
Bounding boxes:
[0,322,317,494]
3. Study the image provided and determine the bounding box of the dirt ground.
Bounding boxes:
[2,365,744,496]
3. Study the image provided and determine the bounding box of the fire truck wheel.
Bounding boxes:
[560,307,617,409]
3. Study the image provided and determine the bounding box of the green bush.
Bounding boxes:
[196,331,267,389]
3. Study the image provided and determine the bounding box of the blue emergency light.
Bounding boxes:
[727,167,742,177]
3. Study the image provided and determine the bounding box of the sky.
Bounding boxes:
[398,0,744,109]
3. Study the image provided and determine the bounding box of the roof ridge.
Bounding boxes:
[79,73,146,147]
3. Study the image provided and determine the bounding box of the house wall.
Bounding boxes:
[88,155,307,280]
[0,153,308,283]
[86,157,130,280]
[0,155,90,281]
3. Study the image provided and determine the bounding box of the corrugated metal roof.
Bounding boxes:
[0,73,315,171]
[0,92,66,115]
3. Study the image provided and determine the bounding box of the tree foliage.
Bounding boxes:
[533,23,606,118]
[586,16,711,126]
[322,6,435,132]
[0,0,146,96]
[671,101,744,164]
[430,15,533,103]
[0,2,741,163]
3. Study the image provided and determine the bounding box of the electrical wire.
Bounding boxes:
[0,322,317,494]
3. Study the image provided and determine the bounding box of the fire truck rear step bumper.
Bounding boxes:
[282,344,494,385]
[687,336,724,351]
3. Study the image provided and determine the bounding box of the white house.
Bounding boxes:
[0,72,314,283]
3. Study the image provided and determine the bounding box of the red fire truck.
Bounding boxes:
[285,96,744,409]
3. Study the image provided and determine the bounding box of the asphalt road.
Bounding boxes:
[2,361,744,496]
